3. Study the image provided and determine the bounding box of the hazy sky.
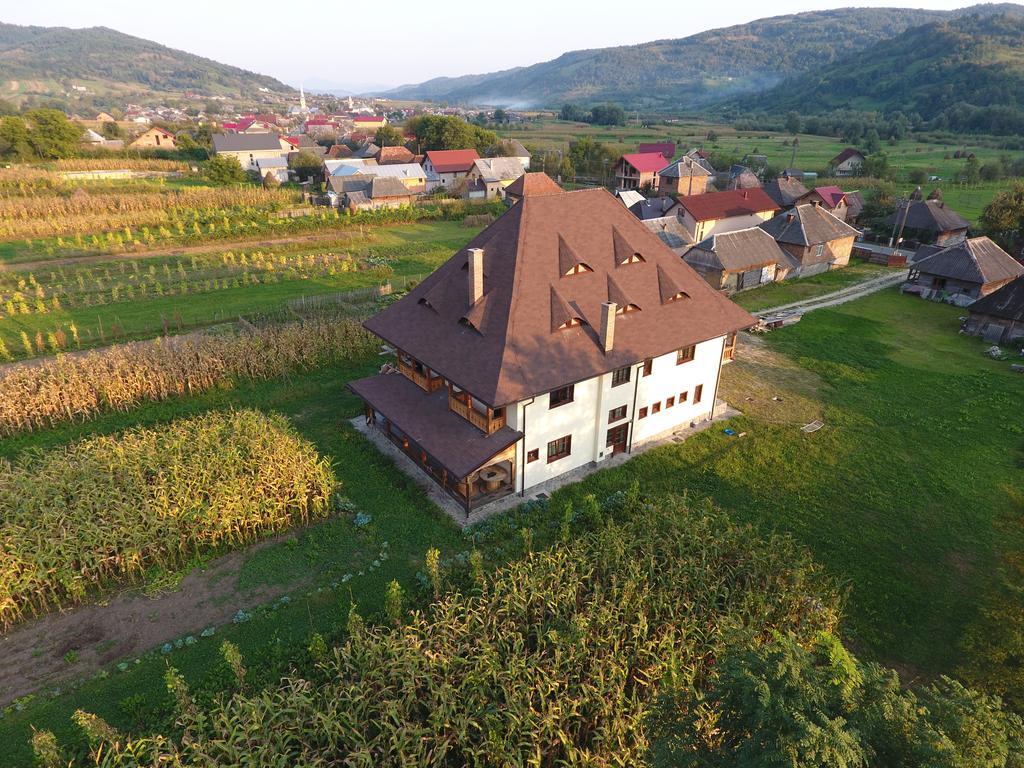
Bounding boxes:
[4,0,972,91]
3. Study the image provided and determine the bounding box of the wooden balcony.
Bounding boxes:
[448,391,506,434]
[397,356,444,393]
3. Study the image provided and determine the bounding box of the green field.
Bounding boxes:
[504,119,1022,223]
[732,261,894,312]
[549,290,1023,674]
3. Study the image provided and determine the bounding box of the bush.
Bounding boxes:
[203,155,248,185]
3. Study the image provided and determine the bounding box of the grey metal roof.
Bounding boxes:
[914,237,1024,286]
[967,275,1024,321]
[629,196,680,221]
[472,157,526,182]
[615,190,646,209]
[256,157,288,169]
[658,156,711,179]
[640,215,695,252]
[763,176,809,208]
[370,176,414,198]
[685,227,797,273]
[212,133,286,152]
[760,204,859,247]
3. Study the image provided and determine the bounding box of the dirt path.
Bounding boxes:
[1,231,364,273]
[755,270,909,320]
[0,535,302,707]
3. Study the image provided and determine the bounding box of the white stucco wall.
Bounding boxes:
[683,211,775,241]
[508,337,725,493]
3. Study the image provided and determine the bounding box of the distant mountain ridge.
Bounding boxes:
[0,23,294,104]
[742,9,1024,123]
[385,4,1022,109]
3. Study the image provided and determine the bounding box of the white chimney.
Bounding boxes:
[468,248,484,306]
[599,301,616,353]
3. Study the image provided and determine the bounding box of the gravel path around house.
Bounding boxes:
[755,270,909,319]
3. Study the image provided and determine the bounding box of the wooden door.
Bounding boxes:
[606,424,628,455]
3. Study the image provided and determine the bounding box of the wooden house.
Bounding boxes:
[759,203,860,276]
[904,237,1024,306]
[962,275,1024,344]
[684,227,798,292]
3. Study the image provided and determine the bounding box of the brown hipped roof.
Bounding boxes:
[363,186,756,407]
[760,203,860,247]
[677,188,779,223]
[968,275,1024,321]
[505,171,563,200]
[685,227,798,274]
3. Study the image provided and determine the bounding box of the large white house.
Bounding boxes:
[349,174,754,515]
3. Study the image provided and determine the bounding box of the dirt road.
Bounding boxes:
[756,270,909,321]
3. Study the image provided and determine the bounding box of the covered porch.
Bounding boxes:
[348,373,522,516]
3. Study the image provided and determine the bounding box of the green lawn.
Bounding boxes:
[732,262,894,312]
[548,289,1023,676]
[0,359,470,767]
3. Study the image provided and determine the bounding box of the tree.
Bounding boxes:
[590,103,626,126]
[978,181,1024,252]
[203,155,247,185]
[559,103,588,122]
[100,121,123,139]
[863,128,881,154]
[289,150,323,182]
[784,111,801,134]
[23,109,82,158]
[863,152,893,180]
[963,155,981,185]
[694,632,1024,768]
[0,116,32,159]
[907,168,929,185]
[0,98,16,117]
[374,124,404,147]
[493,108,507,124]
[404,115,497,153]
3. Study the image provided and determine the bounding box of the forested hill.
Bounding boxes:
[384,6,997,109]
[741,10,1024,134]
[0,23,293,104]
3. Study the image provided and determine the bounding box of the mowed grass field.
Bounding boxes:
[503,119,1023,222]
[549,289,1023,675]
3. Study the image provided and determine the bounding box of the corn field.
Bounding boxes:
[0,187,298,240]
[0,317,377,435]
[73,498,839,767]
[52,158,191,173]
[0,409,335,630]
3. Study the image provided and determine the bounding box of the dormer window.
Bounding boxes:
[621,252,645,265]
[666,291,690,303]
[563,262,594,276]
[418,297,436,312]
[616,303,641,314]
[556,317,583,330]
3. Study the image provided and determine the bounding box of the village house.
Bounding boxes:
[683,227,798,292]
[614,152,668,191]
[829,148,866,177]
[329,161,427,193]
[256,156,290,184]
[759,203,860,277]
[657,156,712,197]
[80,128,123,151]
[961,275,1024,344]
[887,189,971,246]
[465,157,527,200]
[677,188,779,241]
[129,126,176,150]
[640,216,695,257]
[499,139,532,170]
[423,149,480,192]
[639,142,676,162]
[763,174,809,210]
[334,176,417,211]
[626,196,682,221]
[796,186,849,220]
[353,115,387,131]
[211,133,292,172]
[94,111,115,123]
[348,174,754,513]
[723,164,761,191]
[374,145,416,165]
[903,237,1024,305]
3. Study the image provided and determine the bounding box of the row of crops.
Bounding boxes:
[0,409,335,630]
[0,316,377,436]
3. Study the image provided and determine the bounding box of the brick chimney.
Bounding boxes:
[599,301,616,353]
[468,248,484,306]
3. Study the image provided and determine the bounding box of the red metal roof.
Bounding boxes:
[677,188,780,222]
[814,186,847,209]
[638,142,675,160]
[830,148,864,165]
[354,115,384,122]
[426,149,480,174]
[621,152,669,174]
